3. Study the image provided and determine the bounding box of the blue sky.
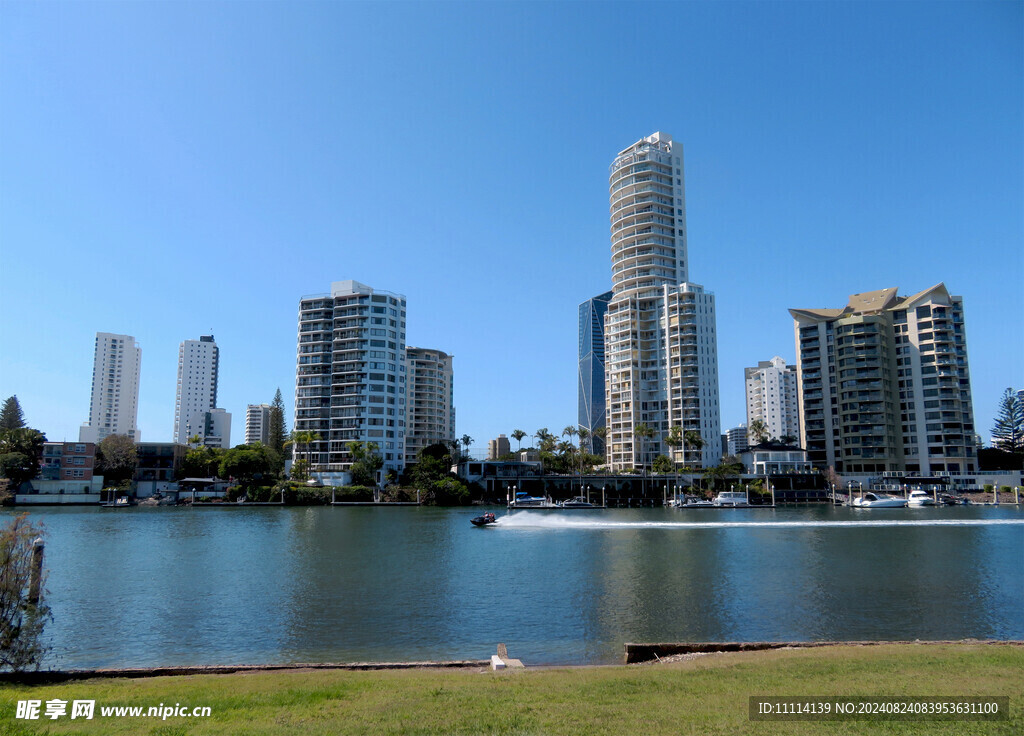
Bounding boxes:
[1,1,1021,453]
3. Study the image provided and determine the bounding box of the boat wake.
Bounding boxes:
[493,513,1024,531]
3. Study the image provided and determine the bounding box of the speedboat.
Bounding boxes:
[852,492,907,508]
[470,512,498,527]
[559,496,599,508]
[712,491,749,508]
[907,490,936,507]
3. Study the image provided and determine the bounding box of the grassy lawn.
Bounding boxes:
[0,644,1021,735]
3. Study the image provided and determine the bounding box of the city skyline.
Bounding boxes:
[2,2,1020,454]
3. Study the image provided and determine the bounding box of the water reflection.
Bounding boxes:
[5,505,1022,667]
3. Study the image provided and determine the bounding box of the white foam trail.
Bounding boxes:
[493,513,1024,531]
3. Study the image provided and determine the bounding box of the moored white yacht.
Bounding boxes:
[907,490,936,506]
[852,492,908,508]
[712,491,749,508]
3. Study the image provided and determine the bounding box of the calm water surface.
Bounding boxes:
[6,504,1023,667]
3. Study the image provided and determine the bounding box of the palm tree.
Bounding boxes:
[749,419,769,445]
[665,426,683,464]
[535,428,555,453]
[633,423,655,475]
[511,429,527,453]
[285,430,322,478]
[577,426,591,459]
[593,426,608,459]
[460,434,474,460]
[684,430,705,468]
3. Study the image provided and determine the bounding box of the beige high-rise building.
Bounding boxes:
[791,283,976,475]
[405,347,455,464]
[487,435,511,460]
[603,132,720,471]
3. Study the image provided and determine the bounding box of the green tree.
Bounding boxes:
[534,428,556,453]
[633,423,655,474]
[578,426,591,455]
[592,426,608,458]
[460,434,474,460]
[511,429,527,453]
[0,428,46,488]
[0,454,35,490]
[412,443,454,487]
[652,454,674,474]
[749,419,769,445]
[0,397,26,431]
[268,388,287,454]
[0,515,50,671]
[179,444,223,479]
[95,434,138,486]
[702,460,743,493]
[219,443,277,488]
[285,430,322,479]
[347,441,383,487]
[991,387,1023,453]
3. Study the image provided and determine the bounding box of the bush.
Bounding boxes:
[380,486,418,503]
[283,485,333,505]
[331,485,375,502]
[1,515,50,671]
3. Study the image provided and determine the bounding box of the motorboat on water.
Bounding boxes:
[852,492,908,508]
[559,496,600,508]
[907,490,936,507]
[508,491,558,508]
[670,495,714,508]
[712,491,750,508]
[470,512,498,527]
[101,496,134,508]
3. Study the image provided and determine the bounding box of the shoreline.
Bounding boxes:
[4,639,1022,685]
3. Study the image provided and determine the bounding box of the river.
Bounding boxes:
[5,504,1022,667]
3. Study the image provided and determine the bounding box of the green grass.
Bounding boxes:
[0,644,1021,735]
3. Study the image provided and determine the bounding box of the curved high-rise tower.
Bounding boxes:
[604,132,720,471]
[610,131,688,292]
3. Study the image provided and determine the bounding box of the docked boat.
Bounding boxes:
[559,496,599,508]
[671,495,714,508]
[508,491,558,508]
[101,496,134,509]
[470,512,498,527]
[852,492,907,508]
[712,491,749,508]
[907,490,936,507]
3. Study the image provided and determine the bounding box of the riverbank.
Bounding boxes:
[1,644,1020,734]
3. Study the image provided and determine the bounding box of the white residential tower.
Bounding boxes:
[80,332,142,443]
[603,132,721,470]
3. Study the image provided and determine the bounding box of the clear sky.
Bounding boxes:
[1,1,1021,454]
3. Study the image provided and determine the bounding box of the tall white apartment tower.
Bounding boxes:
[294,280,407,482]
[174,335,230,447]
[604,132,720,470]
[744,356,801,444]
[80,332,142,443]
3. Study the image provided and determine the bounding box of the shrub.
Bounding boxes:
[331,485,375,502]
[283,486,333,505]
[0,515,49,671]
